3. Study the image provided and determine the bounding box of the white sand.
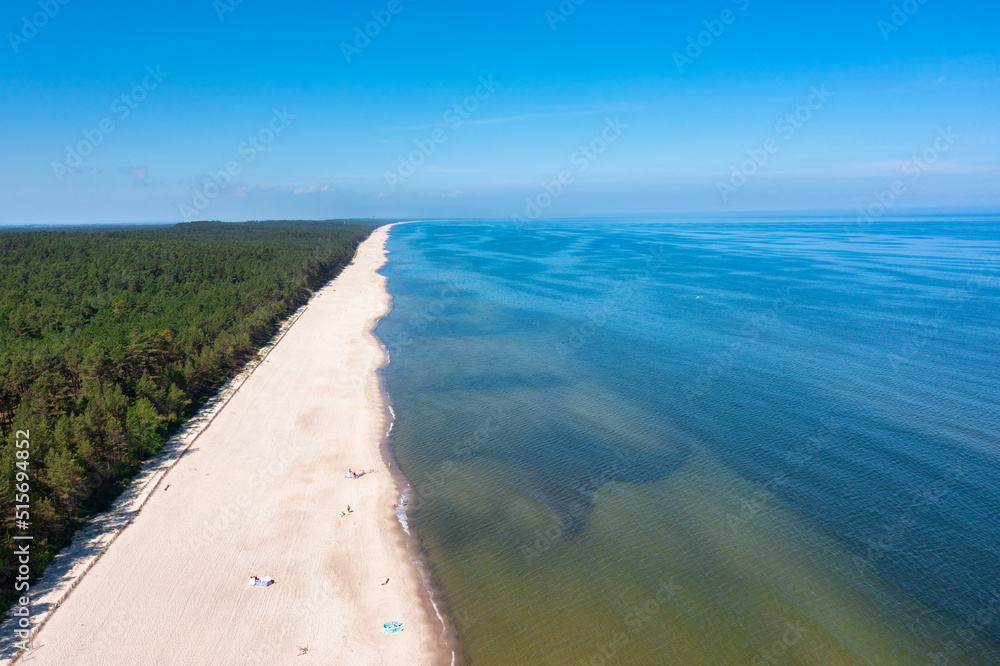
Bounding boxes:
[11,225,449,665]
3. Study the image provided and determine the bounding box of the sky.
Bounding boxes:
[0,0,998,224]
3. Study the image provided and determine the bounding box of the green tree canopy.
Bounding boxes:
[0,219,377,611]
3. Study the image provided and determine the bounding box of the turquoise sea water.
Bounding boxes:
[376,218,1000,665]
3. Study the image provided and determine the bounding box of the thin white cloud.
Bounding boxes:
[292,184,332,195]
[458,114,538,127]
[739,161,1000,179]
[385,104,632,132]
[388,114,539,132]
[119,166,149,186]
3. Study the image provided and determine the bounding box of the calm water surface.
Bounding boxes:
[376,218,1000,665]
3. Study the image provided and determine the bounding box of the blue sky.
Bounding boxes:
[1,0,997,224]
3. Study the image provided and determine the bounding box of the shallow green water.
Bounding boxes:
[378,218,1000,665]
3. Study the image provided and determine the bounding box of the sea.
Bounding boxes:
[375,217,1000,665]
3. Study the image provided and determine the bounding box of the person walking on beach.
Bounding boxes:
[347,505,351,513]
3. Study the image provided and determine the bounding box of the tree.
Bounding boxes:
[0,219,377,613]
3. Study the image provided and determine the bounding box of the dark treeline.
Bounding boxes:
[0,220,377,609]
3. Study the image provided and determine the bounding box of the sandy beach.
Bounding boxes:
[10,225,448,665]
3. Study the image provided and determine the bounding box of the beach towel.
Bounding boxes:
[248,576,274,587]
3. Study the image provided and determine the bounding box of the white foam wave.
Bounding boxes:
[395,487,412,535]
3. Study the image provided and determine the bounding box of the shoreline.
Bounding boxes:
[371,270,460,665]
[2,224,451,665]
[371,224,459,665]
